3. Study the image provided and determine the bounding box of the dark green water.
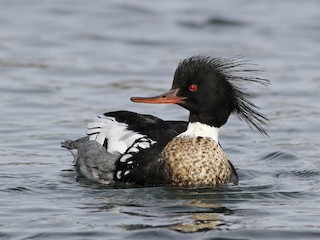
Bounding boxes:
[1,0,319,239]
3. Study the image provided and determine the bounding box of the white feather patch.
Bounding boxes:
[127,147,139,153]
[87,115,156,154]
[116,170,122,179]
[178,122,220,143]
[120,154,133,163]
[134,141,152,149]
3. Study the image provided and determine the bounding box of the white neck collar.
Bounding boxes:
[177,122,220,143]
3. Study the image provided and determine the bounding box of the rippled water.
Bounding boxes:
[1,0,320,239]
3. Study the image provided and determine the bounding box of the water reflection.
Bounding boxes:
[170,200,226,233]
[77,185,237,233]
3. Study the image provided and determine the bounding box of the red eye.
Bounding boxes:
[189,84,197,92]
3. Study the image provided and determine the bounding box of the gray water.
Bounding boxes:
[1,0,320,239]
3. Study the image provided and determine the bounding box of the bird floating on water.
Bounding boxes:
[62,56,269,187]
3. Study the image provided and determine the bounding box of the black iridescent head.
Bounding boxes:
[131,56,269,136]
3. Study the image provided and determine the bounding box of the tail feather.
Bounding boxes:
[61,136,89,159]
[61,136,89,149]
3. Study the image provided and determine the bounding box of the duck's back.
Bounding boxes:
[62,111,187,185]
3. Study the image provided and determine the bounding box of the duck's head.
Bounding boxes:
[131,56,269,135]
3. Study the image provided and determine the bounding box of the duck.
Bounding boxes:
[61,56,269,187]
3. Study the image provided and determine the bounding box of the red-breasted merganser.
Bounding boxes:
[62,56,269,187]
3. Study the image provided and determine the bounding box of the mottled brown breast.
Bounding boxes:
[159,136,238,187]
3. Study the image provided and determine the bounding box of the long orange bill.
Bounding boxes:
[130,88,185,104]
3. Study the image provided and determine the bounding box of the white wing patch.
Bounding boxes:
[86,115,156,155]
[115,137,157,180]
[118,137,156,163]
[119,154,132,163]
